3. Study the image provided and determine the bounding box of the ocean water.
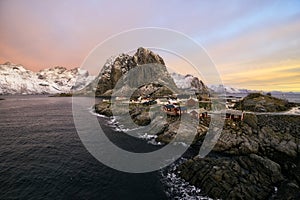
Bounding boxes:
[0,96,170,200]
[274,93,300,103]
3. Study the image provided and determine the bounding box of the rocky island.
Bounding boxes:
[91,48,300,199]
[235,92,296,112]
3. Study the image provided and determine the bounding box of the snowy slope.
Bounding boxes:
[171,73,194,89]
[170,72,209,94]
[0,62,94,95]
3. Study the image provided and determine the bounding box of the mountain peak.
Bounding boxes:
[133,47,165,65]
[94,47,167,96]
[3,61,12,65]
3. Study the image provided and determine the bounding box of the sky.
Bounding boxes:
[0,0,300,92]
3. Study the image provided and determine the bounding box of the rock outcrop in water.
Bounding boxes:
[178,114,300,199]
[235,93,295,112]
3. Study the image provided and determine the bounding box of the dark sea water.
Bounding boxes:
[0,96,170,200]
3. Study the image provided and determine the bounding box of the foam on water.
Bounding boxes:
[160,159,212,200]
[137,133,163,146]
[88,107,110,118]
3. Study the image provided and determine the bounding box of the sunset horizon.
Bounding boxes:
[1,0,300,92]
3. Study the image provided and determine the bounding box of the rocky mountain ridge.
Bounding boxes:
[208,84,252,94]
[83,47,209,97]
[94,47,174,97]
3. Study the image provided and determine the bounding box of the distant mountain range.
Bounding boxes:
[208,84,252,94]
[207,84,299,95]
[0,62,94,95]
[1,52,298,96]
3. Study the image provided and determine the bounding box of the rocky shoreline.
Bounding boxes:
[178,114,300,199]
[95,101,300,199]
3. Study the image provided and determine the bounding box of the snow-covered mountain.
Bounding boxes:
[170,74,250,94]
[0,62,94,95]
[208,84,251,94]
[170,72,209,94]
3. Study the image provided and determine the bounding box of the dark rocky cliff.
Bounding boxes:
[178,114,300,199]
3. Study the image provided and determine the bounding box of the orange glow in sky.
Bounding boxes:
[1,0,299,92]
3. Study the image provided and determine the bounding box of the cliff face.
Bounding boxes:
[133,47,165,65]
[94,47,171,97]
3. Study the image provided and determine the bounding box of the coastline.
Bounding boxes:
[93,96,300,199]
[178,114,300,199]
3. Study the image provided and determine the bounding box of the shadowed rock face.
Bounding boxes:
[94,47,170,97]
[190,76,208,94]
[178,154,283,199]
[133,47,165,65]
[112,63,180,98]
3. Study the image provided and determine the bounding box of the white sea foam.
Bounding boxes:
[160,160,212,200]
[88,108,122,132]
[88,107,110,118]
[137,133,163,146]
[172,142,188,147]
